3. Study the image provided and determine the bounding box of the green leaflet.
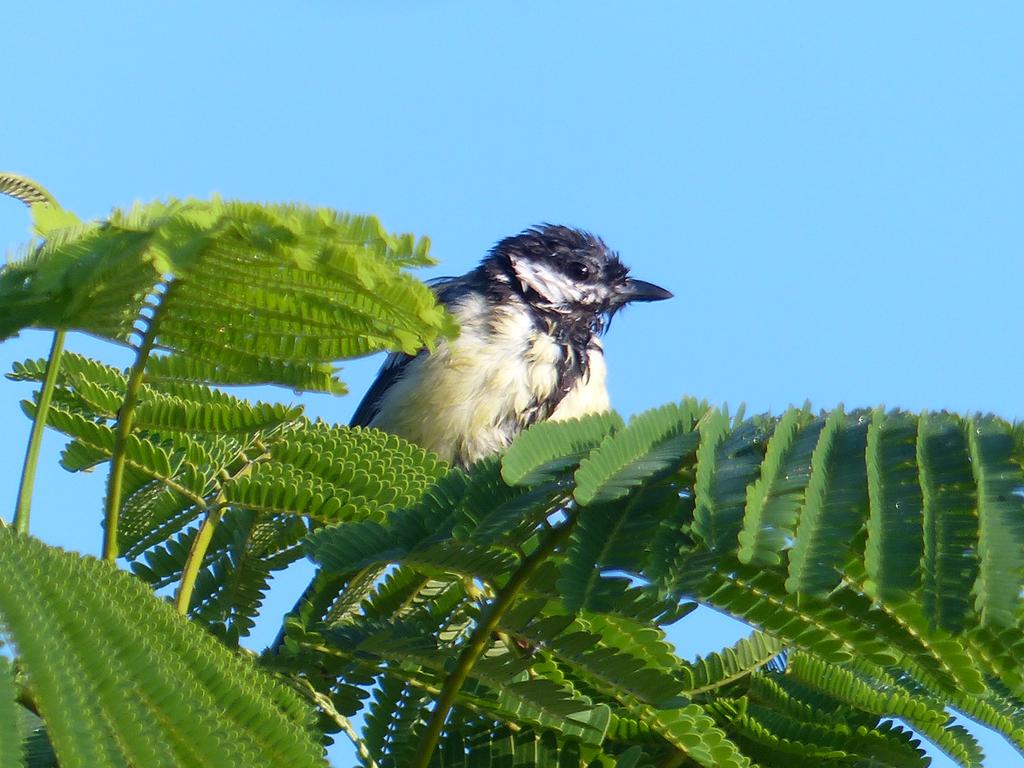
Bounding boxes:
[964,626,1024,699]
[944,682,1024,755]
[692,413,769,553]
[304,460,531,579]
[175,511,306,643]
[323,619,611,749]
[833,566,987,696]
[918,412,979,633]
[360,678,432,766]
[0,657,25,768]
[23,401,203,498]
[864,408,924,601]
[0,172,59,209]
[966,415,1024,627]
[736,407,820,567]
[0,198,456,392]
[785,406,870,597]
[431,726,582,768]
[715,698,928,767]
[680,631,785,695]
[560,482,679,613]
[243,423,447,523]
[573,400,704,506]
[745,673,878,732]
[10,352,303,436]
[501,411,624,486]
[0,530,325,768]
[499,597,686,707]
[636,702,751,768]
[697,566,872,665]
[308,517,518,582]
[465,658,612,748]
[786,652,984,767]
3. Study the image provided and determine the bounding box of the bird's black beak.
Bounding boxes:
[618,277,673,304]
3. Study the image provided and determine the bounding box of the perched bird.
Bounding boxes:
[350,225,672,466]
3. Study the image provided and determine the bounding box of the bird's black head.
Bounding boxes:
[482,224,672,327]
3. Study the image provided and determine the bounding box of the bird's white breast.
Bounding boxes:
[368,292,610,465]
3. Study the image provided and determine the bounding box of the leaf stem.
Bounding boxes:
[14,330,66,535]
[174,455,264,615]
[103,285,174,562]
[410,510,577,768]
[174,506,224,615]
[295,678,380,768]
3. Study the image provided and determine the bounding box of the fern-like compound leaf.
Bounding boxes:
[736,407,818,566]
[573,400,703,506]
[0,530,325,768]
[0,658,25,768]
[785,406,869,597]
[864,408,924,601]
[966,415,1024,627]
[0,199,456,393]
[692,414,768,553]
[680,631,785,694]
[917,412,979,633]
[501,411,624,486]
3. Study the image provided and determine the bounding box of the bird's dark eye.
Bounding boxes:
[566,261,592,280]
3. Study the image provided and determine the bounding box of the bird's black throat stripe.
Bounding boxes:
[516,299,600,429]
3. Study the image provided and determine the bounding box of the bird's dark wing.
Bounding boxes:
[348,275,468,428]
[348,350,418,427]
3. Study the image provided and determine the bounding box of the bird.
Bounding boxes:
[350,224,672,467]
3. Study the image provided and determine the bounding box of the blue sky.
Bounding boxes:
[2,3,1022,765]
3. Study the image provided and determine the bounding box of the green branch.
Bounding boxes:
[410,509,578,768]
[294,678,380,768]
[175,457,263,615]
[14,330,65,534]
[103,283,175,562]
[173,505,222,615]
[4,172,63,535]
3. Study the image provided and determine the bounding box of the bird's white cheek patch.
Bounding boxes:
[511,258,584,305]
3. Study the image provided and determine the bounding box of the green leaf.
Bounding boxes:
[499,598,686,706]
[785,407,869,597]
[0,199,455,393]
[431,726,583,768]
[0,657,25,768]
[573,400,703,506]
[864,408,924,601]
[502,411,624,486]
[917,412,979,633]
[638,702,751,768]
[0,529,325,768]
[680,631,785,694]
[737,407,820,566]
[786,652,983,767]
[966,415,1024,627]
[691,414,768,552]
[560,483,679,612]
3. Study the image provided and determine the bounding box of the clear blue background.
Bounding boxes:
[2,3,1022,765]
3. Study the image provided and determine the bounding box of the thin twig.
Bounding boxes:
[410,510,577,768]
[13,331,66,534]
[174,451,266,615]
[103,281,177,561]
